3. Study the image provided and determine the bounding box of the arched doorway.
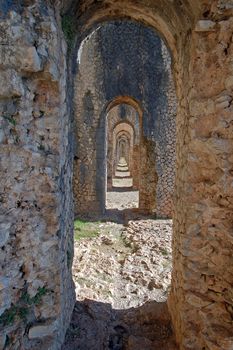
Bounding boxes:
[69,19,176,349]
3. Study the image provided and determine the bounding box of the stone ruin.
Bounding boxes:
[73,22,176,217]
[0,1,233,349]
[107,105,140,192]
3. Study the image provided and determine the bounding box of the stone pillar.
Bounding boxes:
[132,144,140,190]
[169,15,233,349]
[0,3,75,348]
[139,139,157,213]
[73,34,106,216]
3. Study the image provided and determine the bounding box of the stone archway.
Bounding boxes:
[73,22,176,217]
[107,106,139,184]
[0,1,233,349]
[112,127,134,185]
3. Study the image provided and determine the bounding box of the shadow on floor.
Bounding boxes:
[107,188,137,192]
[77,208,158,225]
[104,208,157,224]
[62,299,178,350]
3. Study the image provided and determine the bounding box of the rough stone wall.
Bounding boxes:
[107,104,140,190]
[73,21,176,217]
[169,11,233,350]
[73,28,106,215]
[0,3,75,349]
[156,42,177,218]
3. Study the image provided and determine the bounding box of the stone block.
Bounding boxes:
[0,222,11,247]
[0,45,42,72]
[195,20,216,32]
[28,323,55,339]
[0,70,24,98]
[225,76,233,90]
[42,60,60,81]
[215,94,232,110]
[20,46,42,72]
[0,334,6,349]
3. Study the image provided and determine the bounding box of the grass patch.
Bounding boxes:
[74,219,99,241]
[161,248,169,256]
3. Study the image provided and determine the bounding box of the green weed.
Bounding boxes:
[74,219,99,241]
[1,114,16,126]
[0,287,49,327]
[161,248,169,256]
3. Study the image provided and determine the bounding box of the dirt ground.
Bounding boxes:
[62,190,176,349]
[106,190,139,210]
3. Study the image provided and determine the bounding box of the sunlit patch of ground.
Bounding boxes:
[62,216,176,349]
[106,190,139,210]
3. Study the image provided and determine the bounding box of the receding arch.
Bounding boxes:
[112,121,134,184]
[106,95,143,117]
[73,19,177,215]
[65,0,202,66]
[106,100,140,196]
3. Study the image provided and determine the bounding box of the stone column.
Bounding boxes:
[139,139,157,213]
[0,3,75,348]
[169,15,233,350]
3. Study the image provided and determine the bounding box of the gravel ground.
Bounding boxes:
[62,217,177,349]
[106,190,139,210]
[73,219,172,307]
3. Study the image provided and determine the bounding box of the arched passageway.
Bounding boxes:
[0,1,233,349]
[73,22,176,217]
[106,112,140,210]
[112,125,134,186]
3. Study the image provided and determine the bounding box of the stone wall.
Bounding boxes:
[0,3,75,349]
[169,12,233,350]
[156,42,177,217]
[73,21,177,217]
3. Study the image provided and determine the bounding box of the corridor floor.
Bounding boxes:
[62,215,177,349]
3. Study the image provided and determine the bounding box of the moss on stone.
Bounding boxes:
[61,15,76,51]
[0,287,49,327]
[1,114,16,126]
